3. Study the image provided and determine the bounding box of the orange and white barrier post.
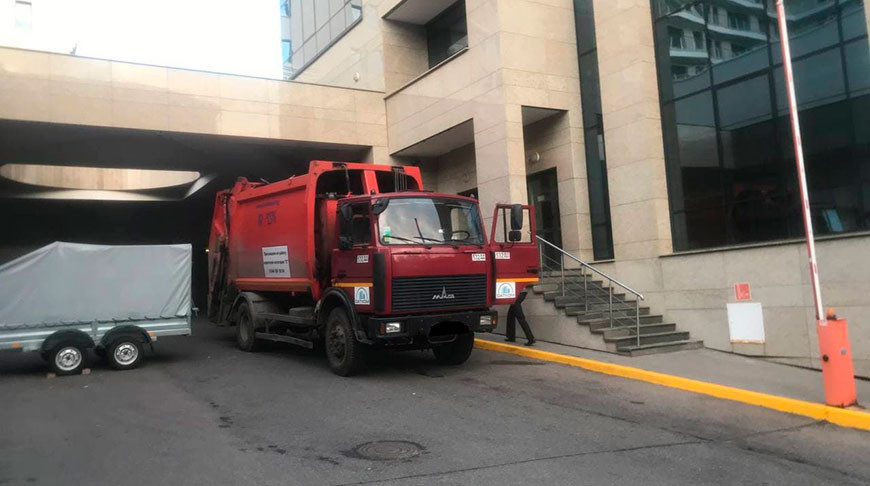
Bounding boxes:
[775,0,857,407]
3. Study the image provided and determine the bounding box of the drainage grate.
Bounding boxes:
[350,440,423,461]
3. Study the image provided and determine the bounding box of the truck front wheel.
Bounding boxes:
[325,308,365,377]
[236,302,260,352]
[432,332,475,366]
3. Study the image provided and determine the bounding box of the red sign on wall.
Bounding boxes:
[734,282,751,301]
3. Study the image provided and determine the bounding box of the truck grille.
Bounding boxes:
[391,275,487,311]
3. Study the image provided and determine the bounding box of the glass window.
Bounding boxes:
[653,0,870,250]
[426,1,468,68]
[377,198,484,246]
[575,0,614,260]
[283,0,362,79]
[280,0,291,17]
[281,41,292,63]
[14,1,32,31]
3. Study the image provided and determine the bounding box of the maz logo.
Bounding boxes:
[432,286,455,300]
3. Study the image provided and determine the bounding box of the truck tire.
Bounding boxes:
[325,308,365,377]
[432,332,475,366]
[106,336,144,370]
[48,342,88,376]
[236,302,260,352]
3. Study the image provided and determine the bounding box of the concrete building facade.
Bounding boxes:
[1,0,869,374]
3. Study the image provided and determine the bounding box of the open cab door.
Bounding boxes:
[490,204,540,305]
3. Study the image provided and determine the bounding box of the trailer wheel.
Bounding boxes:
[48,342,88,376]
[106,336,144,370]
[325,308,365,377]
[432,332,475,366]
[236,302,260,352]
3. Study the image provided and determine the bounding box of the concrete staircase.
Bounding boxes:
[527,270,703,356]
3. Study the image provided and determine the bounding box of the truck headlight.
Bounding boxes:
[382,322,402,334]
[479,315,493,326]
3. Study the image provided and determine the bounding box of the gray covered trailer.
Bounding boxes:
[0,242,192,374]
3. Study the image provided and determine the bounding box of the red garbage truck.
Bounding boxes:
[207,161,539,375]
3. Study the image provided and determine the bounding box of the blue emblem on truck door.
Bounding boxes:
[354,287,370,305]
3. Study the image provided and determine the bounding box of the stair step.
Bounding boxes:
[617,340,705,357]
[608,331,690,347]
[599,323,677,338]
[565,304,646,316]
[542,286,612,298]
[583,314,664,329]
[539,270,588,278]
[531,283,560,294]
[552,294,626,307]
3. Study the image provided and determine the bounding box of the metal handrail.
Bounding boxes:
[536,235,645,348]
[536,236,644,301]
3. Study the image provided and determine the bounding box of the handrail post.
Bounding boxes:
[609,283,614,329]
[636,298,641,347]
[560,254,565,297]
[583,265,588,312]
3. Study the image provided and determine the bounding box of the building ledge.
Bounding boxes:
[384,47,469,100]
[660,230,870,259]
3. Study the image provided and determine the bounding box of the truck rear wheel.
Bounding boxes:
[325,308,365,377]
[432,332,475,366]
[236,302,261,352]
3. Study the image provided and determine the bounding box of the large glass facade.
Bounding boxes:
[653,0,870,251]
[574,0,615,260]
[282,0,362,80]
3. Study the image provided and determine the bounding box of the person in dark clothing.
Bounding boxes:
[505,290,535,346]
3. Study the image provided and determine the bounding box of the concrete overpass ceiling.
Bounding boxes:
[0,119,371,200]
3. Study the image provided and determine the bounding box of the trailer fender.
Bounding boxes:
[99,325,152,349]
[316,288,368,343]
[41,329,95,354]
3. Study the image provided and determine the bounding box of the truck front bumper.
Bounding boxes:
[362,310,497,345]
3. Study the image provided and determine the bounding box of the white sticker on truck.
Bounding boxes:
[262,245,291,277]
[354,286,370,305]
[495,252,511,260]
[471,253,486,262]
[356,254,369,264]
[495,281,516,299]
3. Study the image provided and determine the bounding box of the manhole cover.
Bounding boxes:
[350,440,423,461]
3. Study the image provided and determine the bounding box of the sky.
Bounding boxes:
[0,0,283,79]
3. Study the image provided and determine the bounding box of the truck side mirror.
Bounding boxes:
[510,204,524,231]
[508,230,522,242]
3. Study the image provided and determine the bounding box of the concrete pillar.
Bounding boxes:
[592,0,672,261]
[474,103,528,227]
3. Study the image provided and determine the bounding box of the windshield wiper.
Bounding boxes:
[414,218,433,249]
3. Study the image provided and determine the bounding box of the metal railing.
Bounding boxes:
[536,236,645,347]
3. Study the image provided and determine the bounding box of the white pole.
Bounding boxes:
[775,0,824,321]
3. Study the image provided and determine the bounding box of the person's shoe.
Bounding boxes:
[504,338,516,343]
[524,339,536,346]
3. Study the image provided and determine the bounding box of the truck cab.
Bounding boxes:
[325,192,539,372]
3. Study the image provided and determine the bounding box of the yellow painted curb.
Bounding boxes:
[474,339,870,432]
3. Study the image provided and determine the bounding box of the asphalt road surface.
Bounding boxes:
[1,319,869,486]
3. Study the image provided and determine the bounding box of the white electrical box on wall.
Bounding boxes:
[727,302,765,344]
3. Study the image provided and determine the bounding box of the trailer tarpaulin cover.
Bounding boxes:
[0,242,192,329]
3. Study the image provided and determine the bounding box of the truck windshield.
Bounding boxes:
[377,197,484,246]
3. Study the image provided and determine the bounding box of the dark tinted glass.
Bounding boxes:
[426,1,468,67]
[653,0,870,250]
[575,0,614,259]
